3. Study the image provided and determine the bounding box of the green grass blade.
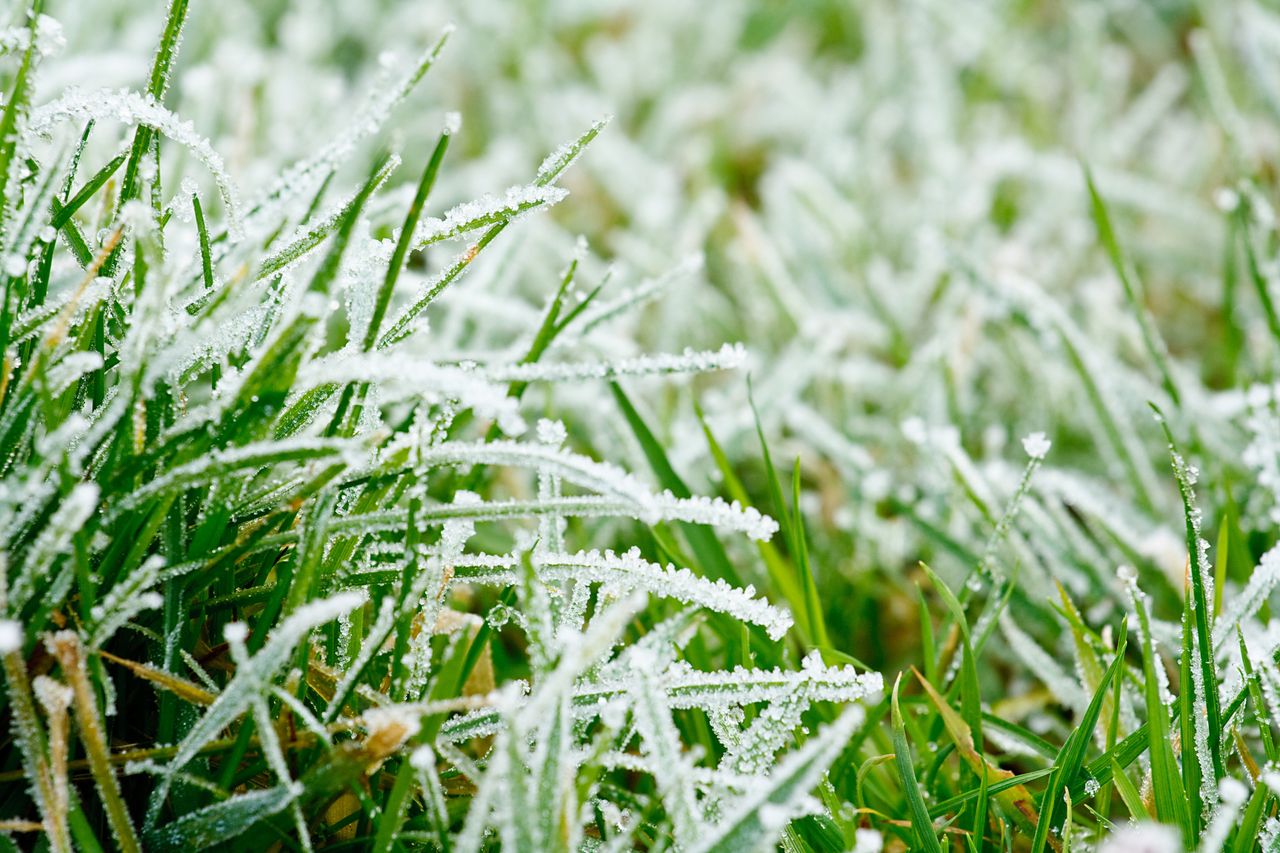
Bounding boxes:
[1152,403,1223,787]
[891,675,944,853]
[363,128,450,350]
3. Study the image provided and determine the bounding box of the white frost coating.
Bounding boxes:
[88,553,166,648]
[411,184,567,248]
[26,88,244,239]
[1214,544,1280,648]
[252,28,452,218]
[1099,823,1181,853]
[254,154,400,285]
[536,115,612,185]
[441,659,879,744]
[1242,386,1280,524]
[415,440,655,505]
[112,437,358,515]
[1166,444,1219,816]
[9,482,99,614]
[323,596,396,723]
[0,620,23,654]
[853,829,884,853]
[689,709,862,853]
[175,176,200,220]
[451,548,793,639]
[44,351,104,396]
[157,589,365,810]
[0,15,63,57]
[355,490,776,541]
[600,658,880,711]
[35,15,64,56]
[719,690,808,777]
[629,665,700,847]
[410,745,436,770]
[605,493,779,540]
[296,355,526,436]
[442,112,461,136]
[475,343,748,383]
[536,418,567,446]
[600,751,752,791]
[0,26,30,55]
[362,704,421,740]
[1021,431,1051,459]
[1199,777,1249,853]
[32,675,73,713]
[560,254,703,342]
[11,276,113,346]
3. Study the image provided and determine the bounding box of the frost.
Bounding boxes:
[536,115,612,185]
[112,437,358,515]
[9,482,99,615]
[1021,431,1051,459]
[1213,186,1240,212]
[1000,612,1087,713]
[630,668,700,846]
[87,554,166,648]
[451,548,793,639]
[32,675,72,712]
[149,591,364,821]
[1214,544,1280,647]
[1098,822,1181,853]
[26,88,244,239]
[252,27,452,219]
[254,154,400,284]
[0,620,23,654]
[689,708,862,852]
[409,744,436,770]
[1242,386,1280,524]
[34,15,65,57]
[410,184,568,249]
[757,803,790,829]
[296,355,526,436]
[475,343,749,383]
[853,828,884,853]
[536,418,567,446]
[343,477,778,541]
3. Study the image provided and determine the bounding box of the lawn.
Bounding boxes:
[1,1,1278,850]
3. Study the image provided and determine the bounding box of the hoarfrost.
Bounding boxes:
[1021,431,1051,459]
[0,620,23,654]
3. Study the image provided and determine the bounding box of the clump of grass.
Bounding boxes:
[0,2,883,851]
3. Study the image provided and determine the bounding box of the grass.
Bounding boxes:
[6,0,1280,851]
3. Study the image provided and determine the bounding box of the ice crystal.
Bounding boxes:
[1021,430,1051,459]
[27,87,244,238]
